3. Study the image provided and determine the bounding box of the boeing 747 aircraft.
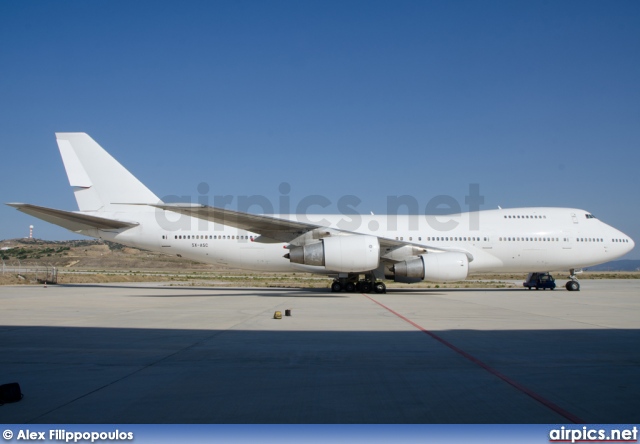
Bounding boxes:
[7,133,635,293]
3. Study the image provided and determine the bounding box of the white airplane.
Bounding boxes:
[7,133,635,293]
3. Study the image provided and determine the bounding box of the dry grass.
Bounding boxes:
[3,270,636,289]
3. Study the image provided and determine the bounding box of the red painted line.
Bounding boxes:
[363,293,586,424]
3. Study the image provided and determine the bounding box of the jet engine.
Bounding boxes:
[393,252,469,282]
[287,235,380,272]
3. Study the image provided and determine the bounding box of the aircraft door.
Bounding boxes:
[562,233,573,250]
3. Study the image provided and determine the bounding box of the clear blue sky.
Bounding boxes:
[1,1,638,258]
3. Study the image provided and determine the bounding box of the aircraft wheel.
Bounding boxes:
[566,281,580,291]
[345,282,356,293]
[331,281,342,293]
[374,282,386,294]
[361,281,373,293]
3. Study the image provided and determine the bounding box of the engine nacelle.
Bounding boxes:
[393,252,469,282]
[287,235,380,272]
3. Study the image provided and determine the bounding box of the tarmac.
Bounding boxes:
[1,280,639,424]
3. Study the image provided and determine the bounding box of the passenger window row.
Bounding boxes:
[394,236,487,242]
[504,215,547,219]
[500,237,561,242]
[162,235,254,240]
[162,234,628,244]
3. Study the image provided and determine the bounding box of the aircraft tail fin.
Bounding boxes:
[56,133,160,212]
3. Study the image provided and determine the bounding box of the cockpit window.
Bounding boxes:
[585,214,596,219]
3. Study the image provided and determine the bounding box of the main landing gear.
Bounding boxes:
[331,273,386,294]
[565,269,581,291]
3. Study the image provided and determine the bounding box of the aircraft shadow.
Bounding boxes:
[1,325,638,424]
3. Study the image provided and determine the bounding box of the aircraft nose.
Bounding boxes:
[619,230,635,253]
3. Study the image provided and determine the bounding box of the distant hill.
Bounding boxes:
[0,238,214,270]
[586,260,640,272]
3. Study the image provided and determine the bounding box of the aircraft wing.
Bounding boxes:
[6,203,138,233]
[152,203,472,261]
[152,203,320,243]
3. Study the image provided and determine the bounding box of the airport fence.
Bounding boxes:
[0,263,58,284]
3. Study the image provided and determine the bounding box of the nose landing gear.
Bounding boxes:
[565,269,581,291]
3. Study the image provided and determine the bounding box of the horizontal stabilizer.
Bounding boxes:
[6,203,138,233]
